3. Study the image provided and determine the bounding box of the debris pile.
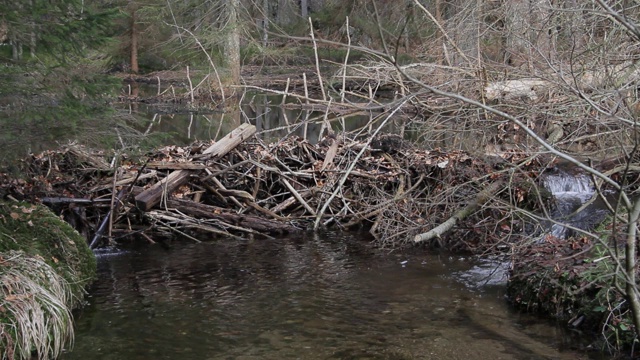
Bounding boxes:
[1,124,549,250]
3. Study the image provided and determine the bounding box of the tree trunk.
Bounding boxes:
[276,0,297,26]
[504,0,529,67]
[625,198,640,339]
[262,0,269,47]
[504,0,554,69]
[11,39,22,61]
[435,0,443,64]
[444,0,479,66]
[129,3,139,74]
[226,0,241,87]
[29,0,35,58]
[564,0,586,52]
[301,0,308,18]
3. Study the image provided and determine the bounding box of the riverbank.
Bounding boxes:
[507,227,639,355]
[0,200,96,359]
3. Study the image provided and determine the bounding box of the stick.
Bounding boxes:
[90,161,149,249]
[282,178,316,216]
[308,17,327,101]
[108,158,120,239]
[341,16,351,103]
[313,97,411,229]
[186,65,195,104]
[413,180,504,244]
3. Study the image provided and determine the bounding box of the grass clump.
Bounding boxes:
[1,252,74,360]
[0,200,96,360]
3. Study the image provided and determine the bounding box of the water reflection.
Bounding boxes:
[63,231,599,360]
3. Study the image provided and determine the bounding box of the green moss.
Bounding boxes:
[0,200,96,304]
[0,200,96,358]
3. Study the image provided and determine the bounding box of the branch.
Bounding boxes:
[414,180,504,244]
[395,67,631,209]
[313,97,412,229]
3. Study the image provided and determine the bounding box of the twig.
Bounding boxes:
[313,97,411,229]
[282,178,316,216]
[341,16,351,103]
[308,17,327,101]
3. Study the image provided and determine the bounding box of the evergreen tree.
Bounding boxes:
[0,0,119,163]
[0,0,115,63]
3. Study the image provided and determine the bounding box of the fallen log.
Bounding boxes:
[484,79,549,102]
[194,123,257,161]
[134,124,256,211]
[166,199,298,234]
[134,170,192,211]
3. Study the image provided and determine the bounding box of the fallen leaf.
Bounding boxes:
[9,213,19,220]
[21,206,35,214]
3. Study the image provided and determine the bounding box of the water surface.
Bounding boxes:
[63,231,598,360]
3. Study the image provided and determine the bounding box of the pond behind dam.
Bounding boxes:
[62,231,602,360]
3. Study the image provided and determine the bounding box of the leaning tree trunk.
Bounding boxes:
[413,180,504,245]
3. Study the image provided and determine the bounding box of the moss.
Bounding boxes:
[0,200,96,304]
[507,234,635,352]
[0,200,96,359]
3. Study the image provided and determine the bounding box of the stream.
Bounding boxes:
[61,231,602,360]
[543,165,611,239]
[0,87,613,359]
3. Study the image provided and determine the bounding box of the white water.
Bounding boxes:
[542,171,597,238]
[543,173,594,200]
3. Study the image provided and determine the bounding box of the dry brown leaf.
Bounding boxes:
[21,206,35,214]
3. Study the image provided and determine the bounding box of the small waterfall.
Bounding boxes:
[542,170,596,238]
[543,173,594,200]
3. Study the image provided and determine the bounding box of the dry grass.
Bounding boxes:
[0,251,74,360]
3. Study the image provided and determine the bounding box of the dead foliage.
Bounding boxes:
[0,129,553,251]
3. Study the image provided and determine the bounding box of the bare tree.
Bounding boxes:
[243,0,640,350]
[226,0,241,87]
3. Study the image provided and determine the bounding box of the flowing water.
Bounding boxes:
[61,231,602,360]
[543,167,610,238]
[0,87,611,359]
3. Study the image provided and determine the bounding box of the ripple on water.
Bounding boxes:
[64,232,603,360]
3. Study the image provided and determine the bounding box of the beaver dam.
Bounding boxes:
[1,123,553,252]
[4,121,640,354]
